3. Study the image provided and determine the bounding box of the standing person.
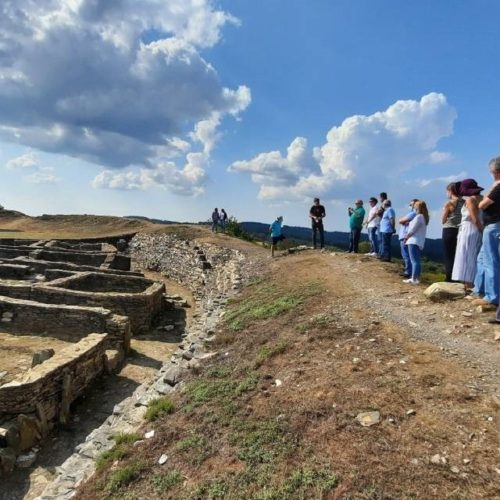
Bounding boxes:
[211,208,220,233]
[474,157,500,307]
[403,201,430,284]
[348,200,365,253]
[379,200,395,262]
[398,199,418,278]
[309,197,326,249]
[452,179,484,291]
[220,208,228,233]
[376,192,388,255]
[441,182,464,282]
[365,197,381,256]
[269,216,284,257]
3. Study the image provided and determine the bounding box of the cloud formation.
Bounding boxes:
[5,152,60,184]
[0,0,250,195]
[229,93,457,201]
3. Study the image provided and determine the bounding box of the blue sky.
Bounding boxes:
[0,0,498,237]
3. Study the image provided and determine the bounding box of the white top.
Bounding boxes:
[405,213,427,249]
[367,205,381,228]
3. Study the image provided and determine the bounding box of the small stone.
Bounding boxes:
[16,450,37,468]
[158,454,168,465]
[461,311,473,317]
[356,411,380,427]
[450,466,460,474]
[369,338,376,342]
[463,459,471,465]
[430,454,447,465]
[274,379,282,387]
[352,357,360,364]
[112,405,122,415]
[163,325,175,331]
[144,430,155,439]
[406,409,416,416]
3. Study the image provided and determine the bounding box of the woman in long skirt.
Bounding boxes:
[452,179,484,291]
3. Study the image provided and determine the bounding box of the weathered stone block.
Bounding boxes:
[424,282,465,302]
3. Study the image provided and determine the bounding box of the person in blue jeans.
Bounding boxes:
[377,192,388,255]
[365,197,380,256]
[379,200,395,262]
[475,157,500,307]
[403,201,430,284]
[398,199,418,277]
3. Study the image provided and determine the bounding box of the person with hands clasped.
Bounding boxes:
[379,200,396,262]
[309,197,326,249]
[402,201,430,285]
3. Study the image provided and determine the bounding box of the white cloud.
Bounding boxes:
[6,152,37,169]
[0,0,250,195]
[5,151,60,183]
[229,93,457,202]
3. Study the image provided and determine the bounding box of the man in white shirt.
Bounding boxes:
[364,197,380,256]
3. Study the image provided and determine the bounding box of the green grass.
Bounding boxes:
[151,470,183,493]
[225,281,323,332]
[144,397,175,422]
[113,432,142,445]
[176,432,211,465]
[190,479,229,499]
[103,461,146,492]
[96,444,131,470]
[254,341,288,368]
[230,418,296,466]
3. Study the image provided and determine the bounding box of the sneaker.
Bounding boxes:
[487,318,500,325]
[402,278,413,283]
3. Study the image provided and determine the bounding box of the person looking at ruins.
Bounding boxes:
[379,199,395,262]
[441,181,464,282]
[269,216,285,257]
[365,197,380,256]
[309,197,326,249]
[451,179,484,292]
[211,208,220,233]
[347,199,365,253]
[402,200,430,284]
[220,208,228,233]
[398,199,418,278]
[473,157,500,307]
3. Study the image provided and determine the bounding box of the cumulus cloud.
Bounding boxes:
[0,0,250,194]
[229,93,457,202]
[5,151,60,183]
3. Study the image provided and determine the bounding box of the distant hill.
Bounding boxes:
[240,221,444,262]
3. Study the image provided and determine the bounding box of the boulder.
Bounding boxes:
[424,282,465,302]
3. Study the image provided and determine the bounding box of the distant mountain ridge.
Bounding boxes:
[240,221,444,262]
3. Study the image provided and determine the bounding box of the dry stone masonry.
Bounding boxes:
[38,232,248,499]
[0,238,169,476]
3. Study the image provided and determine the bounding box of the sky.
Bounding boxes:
[0,0,498,237]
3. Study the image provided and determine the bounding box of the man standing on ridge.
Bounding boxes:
[309,197,326,249]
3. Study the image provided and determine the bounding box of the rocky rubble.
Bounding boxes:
[38,232,247,499]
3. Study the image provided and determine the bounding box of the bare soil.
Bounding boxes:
[0,332,74,384]
[76,248,499,499]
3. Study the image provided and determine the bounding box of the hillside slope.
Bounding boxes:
[77,249,499,499]
[0,210,154,240]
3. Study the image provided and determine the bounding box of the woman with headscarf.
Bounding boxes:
[451,179,484,291]
[441,181,464,282]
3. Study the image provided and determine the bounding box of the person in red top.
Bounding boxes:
[309,197,326,249]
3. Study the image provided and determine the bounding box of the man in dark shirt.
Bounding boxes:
[476,157,500,308]
[309,197,326,249]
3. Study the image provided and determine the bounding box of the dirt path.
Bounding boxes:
[322,251,499,392]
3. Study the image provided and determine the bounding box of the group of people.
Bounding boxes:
[211,208,228,233]
[440,158,500,326]
[268,156,500,324]
[348,193,430,285]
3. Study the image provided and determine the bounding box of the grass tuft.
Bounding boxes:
[151,470,183,493]
[103,461,146,492]
[254,341,288,368]
[113,432,142,445]
[145,397,175,422]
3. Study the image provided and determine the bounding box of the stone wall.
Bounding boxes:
[0,296,131,351]
[50,272,154,294]
[30,277,165,334]
[0,334,110,473]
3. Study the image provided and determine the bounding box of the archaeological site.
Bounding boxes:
[0,229,245,499]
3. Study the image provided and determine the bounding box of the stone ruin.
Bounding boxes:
[0,238,167,474]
